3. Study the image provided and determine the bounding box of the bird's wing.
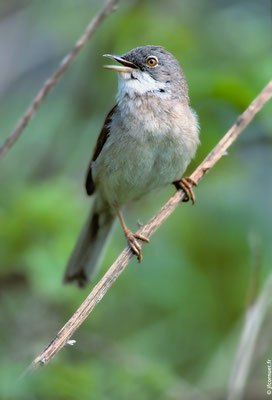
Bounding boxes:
[85,105,117,196]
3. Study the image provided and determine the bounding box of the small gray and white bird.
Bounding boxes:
[64,45,200,287]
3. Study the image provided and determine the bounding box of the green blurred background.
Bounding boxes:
[0,0,271,399]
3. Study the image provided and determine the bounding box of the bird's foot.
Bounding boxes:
[124,229,149,262]
[173,177,197,205]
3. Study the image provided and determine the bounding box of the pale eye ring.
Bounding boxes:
[147,56,158,67]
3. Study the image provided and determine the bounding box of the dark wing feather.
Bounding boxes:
[85,105,117,196]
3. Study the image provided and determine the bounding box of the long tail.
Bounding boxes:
[63,199,115,288]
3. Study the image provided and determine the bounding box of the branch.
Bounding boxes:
[0,0,118,162]
[29,80,272,371]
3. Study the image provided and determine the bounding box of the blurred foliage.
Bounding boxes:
[0,0,271,399]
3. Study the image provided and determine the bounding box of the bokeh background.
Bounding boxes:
[0,0,271,399]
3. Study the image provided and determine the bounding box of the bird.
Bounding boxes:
[64,45,200,288]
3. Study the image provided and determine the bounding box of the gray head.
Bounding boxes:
[104,45,189,101]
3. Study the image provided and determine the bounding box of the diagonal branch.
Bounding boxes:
[0,0,118,162]
[28,80,272,371]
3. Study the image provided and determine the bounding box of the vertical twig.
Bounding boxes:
[227,274,272,400]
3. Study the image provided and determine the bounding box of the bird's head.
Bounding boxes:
[103,45,188,101]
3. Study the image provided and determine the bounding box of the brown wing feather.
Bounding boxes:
[85,105,117,196]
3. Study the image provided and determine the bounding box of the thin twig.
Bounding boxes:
[0,0,118,162]
[227,273,272,400]
[28,81,272,371]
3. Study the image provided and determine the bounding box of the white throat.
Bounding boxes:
[116,70,169,101]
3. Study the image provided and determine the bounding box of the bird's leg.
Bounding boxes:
[173,177,197,205]
[114,204,149,262]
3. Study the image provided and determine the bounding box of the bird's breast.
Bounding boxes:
[92,97,199,205]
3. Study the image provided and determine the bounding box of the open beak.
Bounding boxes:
[103,54,138,72]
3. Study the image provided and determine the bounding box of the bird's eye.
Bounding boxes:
[147,56,158,67]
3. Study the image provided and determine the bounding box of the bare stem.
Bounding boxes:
[227,273,272,400]
[0,0,118,162]
[28,80,272,371]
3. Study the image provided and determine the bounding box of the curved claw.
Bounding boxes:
[134,233,149,243]
[125,230,149,262]
[173,177,197,205]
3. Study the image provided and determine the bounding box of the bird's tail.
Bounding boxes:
[63,199,115,288]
